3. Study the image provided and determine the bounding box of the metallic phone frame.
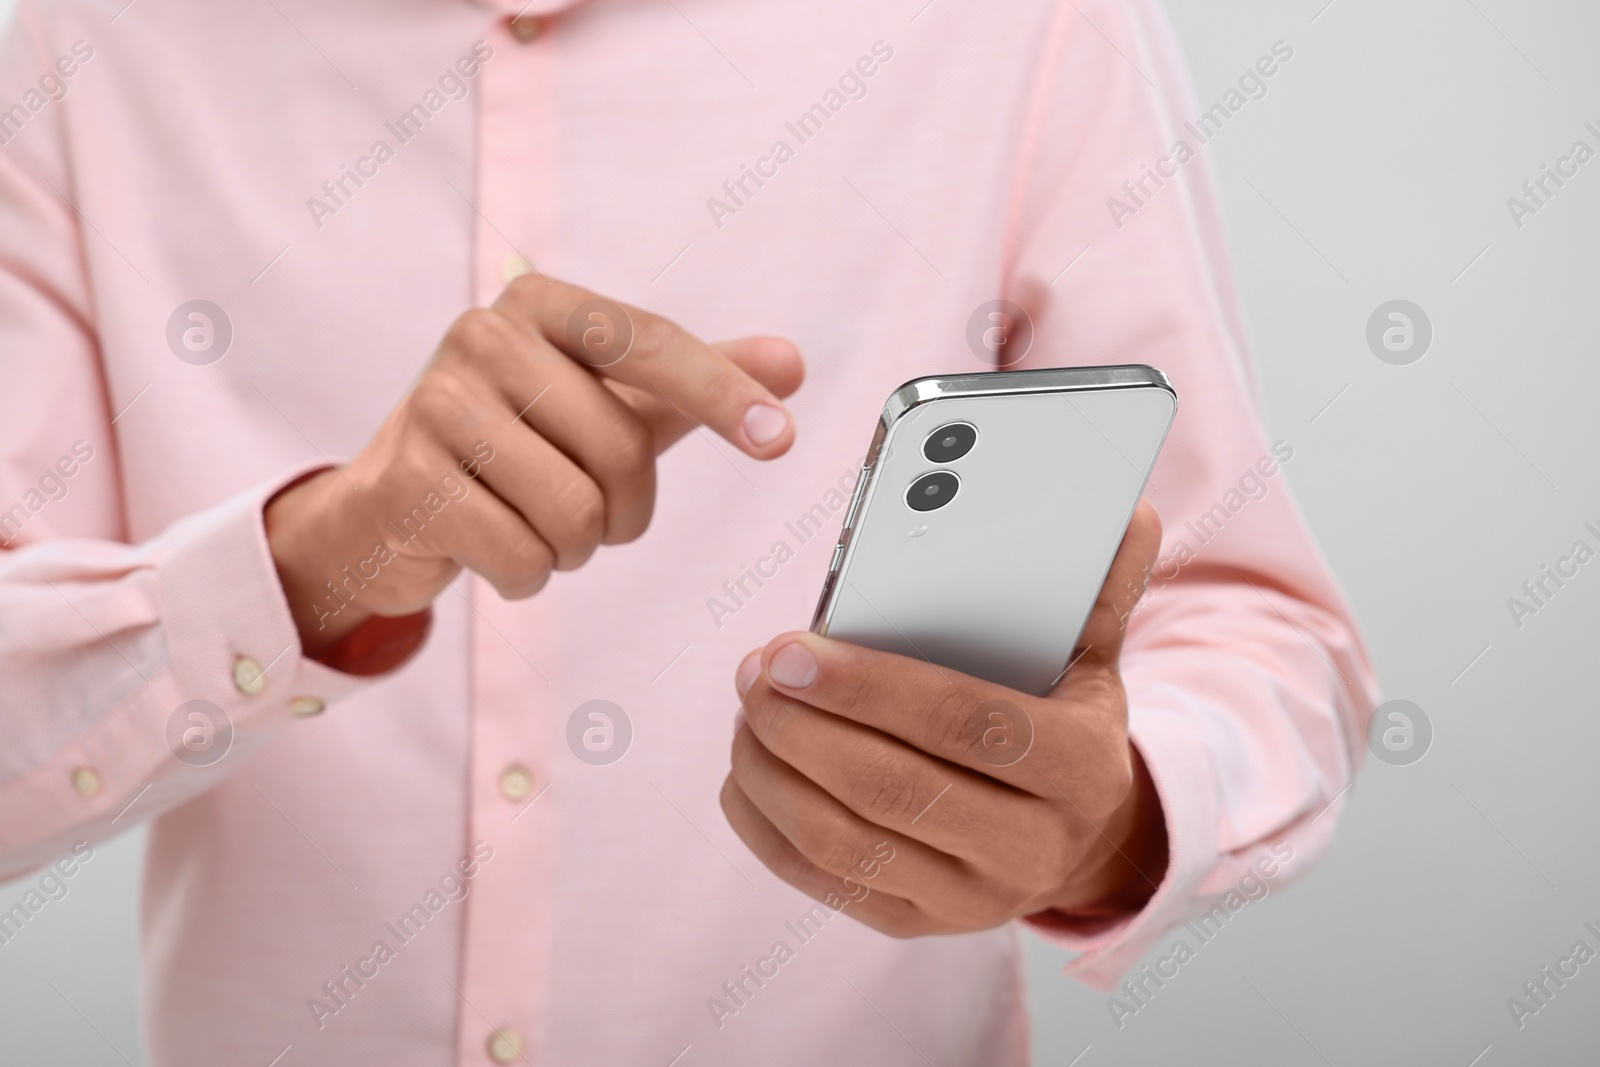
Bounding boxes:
[810,364,1177,656]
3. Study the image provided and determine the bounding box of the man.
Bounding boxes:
[0,0,1375,1063]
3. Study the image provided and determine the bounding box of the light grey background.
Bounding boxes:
[4,0,1599,1064]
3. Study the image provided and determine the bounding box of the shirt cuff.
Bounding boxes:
[0,463,403,857]
[157,460,384,724]
[1022,687,1220,991]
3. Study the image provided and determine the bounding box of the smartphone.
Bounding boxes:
[810,365,1176,696]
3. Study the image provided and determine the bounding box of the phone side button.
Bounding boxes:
[810,570,839,633]
[841,468,871,530]
[829,543,845,572]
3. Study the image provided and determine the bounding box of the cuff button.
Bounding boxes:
[232,656,266,696]
[508,15,542,42]
[289,696,326,718]
[71,766,101,798]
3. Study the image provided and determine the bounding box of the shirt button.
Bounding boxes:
[487,1028,524,1064]
[232,656,266,696]
[71,766,101,798]
[500,253,535,285]
[498,763,534,801]
[289,695,326,718]
[508,15,542,42]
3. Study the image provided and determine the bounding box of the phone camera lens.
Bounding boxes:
[906,471,960,512]
[922,422,977,463]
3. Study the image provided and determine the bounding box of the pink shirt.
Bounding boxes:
[0,0,1377,1063]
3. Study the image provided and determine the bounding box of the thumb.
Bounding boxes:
[1054,499,1162,687]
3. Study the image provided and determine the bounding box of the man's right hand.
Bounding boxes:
[264,275,805,663]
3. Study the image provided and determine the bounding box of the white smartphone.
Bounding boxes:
[810,365,1177,696]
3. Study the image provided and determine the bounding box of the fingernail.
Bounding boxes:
[732,709,748,736]
[767,642,818,689]
[735,650,762,695]
[742,402,788,447]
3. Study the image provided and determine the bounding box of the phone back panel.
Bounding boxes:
[812,367,1176,696]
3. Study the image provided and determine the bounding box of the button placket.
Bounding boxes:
[456,16,560,1063]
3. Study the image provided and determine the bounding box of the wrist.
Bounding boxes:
[264,468,376,657]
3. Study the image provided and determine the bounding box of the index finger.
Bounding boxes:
[492,276,796,458]
[750,632,1119,796]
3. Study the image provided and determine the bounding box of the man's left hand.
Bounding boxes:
[721,500,1169,935]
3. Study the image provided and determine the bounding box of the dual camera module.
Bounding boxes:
[905,422,976,513]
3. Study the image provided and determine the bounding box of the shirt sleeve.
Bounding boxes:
[1004,0,1380,988]
[0,5,379,882]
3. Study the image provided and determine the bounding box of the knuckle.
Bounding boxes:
[504,272,547,305]
[494,574,547,601]
[740,686,783,739]
[844,746,916,823]
[606,502,655,546]
[718,775,740,817]
[382,447,440,499]
[500,536,554,596]
[728,728,759,780]
[779,849,818,889]
[805,814,866,877]
[409,369,474,429]
[928,685,985,755]
[834,657,880,718]
[755,695,801,746]
[445,307,511,361]
[597,416,657,545]
[629,312,680,359]
[607,411,654,474]
[553,476,606,553]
